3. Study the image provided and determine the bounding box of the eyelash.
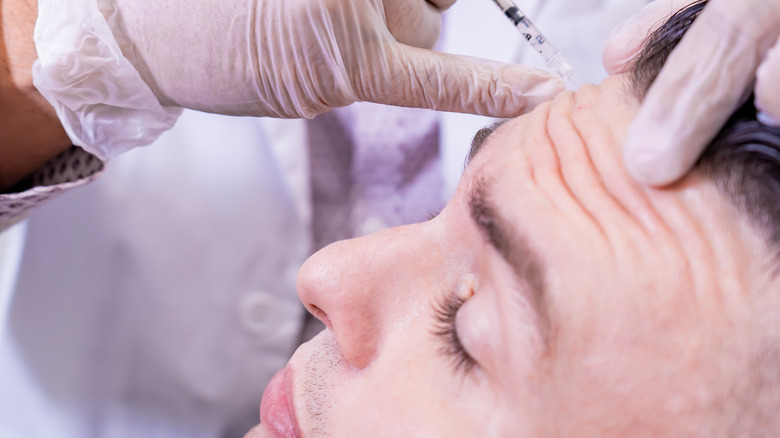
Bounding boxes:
[432,292,478,375]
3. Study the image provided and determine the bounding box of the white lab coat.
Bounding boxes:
[0,1,646,436]
[0,114,313,438]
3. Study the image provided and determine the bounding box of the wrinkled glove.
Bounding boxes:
[602,0,780,186]
[34,0,563,158]
[103,0,561,118]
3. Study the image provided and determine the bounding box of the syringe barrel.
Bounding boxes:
[513,16,558,62]
[489,0,578,86]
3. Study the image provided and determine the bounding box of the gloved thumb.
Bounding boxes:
[623,0,780,186]
[362,44,564,118]
[756,35,780,127]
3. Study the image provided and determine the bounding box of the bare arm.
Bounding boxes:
[0,0,71,191]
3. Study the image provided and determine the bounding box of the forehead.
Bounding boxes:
[462,77,758,321]
[462,78,644,255]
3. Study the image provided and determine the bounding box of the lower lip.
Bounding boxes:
[260,367,300,438]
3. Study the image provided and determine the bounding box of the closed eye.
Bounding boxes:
[432,290,477,375]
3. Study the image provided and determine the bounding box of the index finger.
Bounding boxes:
[624,0,780,186]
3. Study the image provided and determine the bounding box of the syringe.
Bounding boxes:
[489,0,579,88]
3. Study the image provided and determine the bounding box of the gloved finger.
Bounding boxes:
[361,44,563,117]
[756,35,780,127]
[624,0,780,186]
[602,0,698,75]
[426,0,456,12]
[385,0,442,49]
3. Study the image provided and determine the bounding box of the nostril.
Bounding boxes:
[307,304,331,328]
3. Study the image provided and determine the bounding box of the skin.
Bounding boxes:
[0,0,71,191]
[246,74,772,437]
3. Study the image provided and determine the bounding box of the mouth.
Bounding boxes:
[260,366,301,438]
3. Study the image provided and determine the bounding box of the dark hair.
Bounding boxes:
[631,0,780,276]
[631,3,780,434]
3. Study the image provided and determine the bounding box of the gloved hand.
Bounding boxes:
[101,0,562,119]
[602,0,780,186]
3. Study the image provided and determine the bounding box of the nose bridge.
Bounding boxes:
[296,224,433,369]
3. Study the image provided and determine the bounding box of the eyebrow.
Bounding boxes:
[466,121,508,167]
[468,176,550,344]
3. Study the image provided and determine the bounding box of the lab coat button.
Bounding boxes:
[239,292,277,336]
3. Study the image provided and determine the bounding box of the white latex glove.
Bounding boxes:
[602,0,780,186]
[100,0,563,119]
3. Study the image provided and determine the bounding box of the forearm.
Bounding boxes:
[0,0,71,191]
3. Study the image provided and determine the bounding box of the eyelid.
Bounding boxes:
[432,287,478,375]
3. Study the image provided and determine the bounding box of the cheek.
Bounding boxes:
[328,335,475,437]
[324,290,512,437]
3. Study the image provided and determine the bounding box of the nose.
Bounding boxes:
[296,224,437,369]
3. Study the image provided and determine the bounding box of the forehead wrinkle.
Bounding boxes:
[538,90,612,248]
[632,187,755,365]
[569,80,667,242]
[656,183,734,313]
[545,80,674,273]
[512,103,572,226]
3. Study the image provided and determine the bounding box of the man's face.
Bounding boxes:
[247,75,765,437]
